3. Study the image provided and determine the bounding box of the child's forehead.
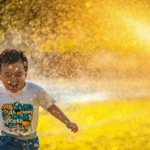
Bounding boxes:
[2,61,25,71]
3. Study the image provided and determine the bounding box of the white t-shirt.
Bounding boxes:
[0,81,56,136]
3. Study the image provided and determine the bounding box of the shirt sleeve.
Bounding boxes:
[37,86,56,110]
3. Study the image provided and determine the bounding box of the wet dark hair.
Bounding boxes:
[0,49,28,74]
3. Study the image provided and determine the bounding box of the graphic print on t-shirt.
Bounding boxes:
[1,102,33,133]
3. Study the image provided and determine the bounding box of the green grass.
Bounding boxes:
[37,99,150,150]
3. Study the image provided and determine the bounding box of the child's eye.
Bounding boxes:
[16,74,23,77]
[6,75,11,77]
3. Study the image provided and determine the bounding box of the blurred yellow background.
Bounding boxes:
[1,0,150,149]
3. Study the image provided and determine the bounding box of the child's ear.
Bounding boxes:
[25,71,28,78]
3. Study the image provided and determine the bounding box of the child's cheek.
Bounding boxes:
[21,76,25,80]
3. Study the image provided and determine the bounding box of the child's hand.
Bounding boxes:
[66,122,78,133]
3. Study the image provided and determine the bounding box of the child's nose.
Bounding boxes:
[10,75,17,82]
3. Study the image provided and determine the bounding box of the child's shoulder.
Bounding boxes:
[26,80,44,91]
[0,83,6,94]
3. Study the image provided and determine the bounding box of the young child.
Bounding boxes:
[0,49,78,150]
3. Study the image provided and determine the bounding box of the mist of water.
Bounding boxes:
[0,0,150,103]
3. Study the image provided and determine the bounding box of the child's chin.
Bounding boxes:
[9,88,19,93]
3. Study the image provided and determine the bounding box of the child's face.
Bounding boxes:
[0,59,27,93]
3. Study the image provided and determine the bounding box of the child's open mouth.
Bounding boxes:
[9,84,19,90]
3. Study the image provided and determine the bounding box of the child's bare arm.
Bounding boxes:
[47,104,78,133]
[47,104,71,124]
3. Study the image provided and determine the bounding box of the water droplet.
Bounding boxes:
[9,66,12,69]
[24,62,27,66]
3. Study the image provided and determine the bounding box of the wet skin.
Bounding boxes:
[0,60,27,93]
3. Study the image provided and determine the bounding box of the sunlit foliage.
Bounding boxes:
[0,0,150,55]
[0,0,150,78]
